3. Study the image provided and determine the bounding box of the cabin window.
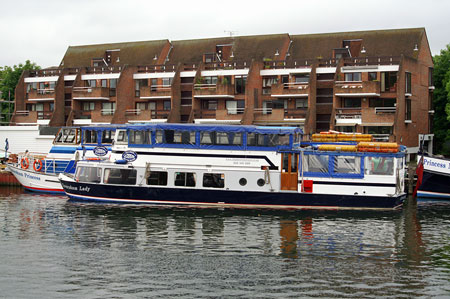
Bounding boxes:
[247,133,289,147]
[303,154,329,174]
[101,130,114,144]
[163,130,195,145]
[147,171,168,186]
[174,172,196,187]
[200,132,214,145]
[59,128,78,144]
[333,156,361,175]
[239,178,247,186]
[83,130,98,144]
[129,130,151,145]
[215,132,242,146]
[365,157,394,176]
[203,173,225,188]
[104,168,137,185]
[116,130,128,144]
[76,166,101,183]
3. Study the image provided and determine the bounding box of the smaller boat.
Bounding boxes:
[7,126,118,194]
[416,155,450,200]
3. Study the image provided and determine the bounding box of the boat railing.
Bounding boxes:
[17,152,73,174]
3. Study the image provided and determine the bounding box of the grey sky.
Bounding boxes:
[1,0,449,68]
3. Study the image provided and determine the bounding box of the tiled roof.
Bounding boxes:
[60,40,169,68]
[289,28,425,60]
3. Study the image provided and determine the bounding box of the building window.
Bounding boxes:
[405,98,411,121]
[162,77,172,87]
[226,100,244,114]
[368,72,377,81]
[343,98,361,108]
[296,99,308,108]
[344,72,361,82]
[203,173,225,188]
[82,102,95,111]
[429,67,434,86]
[295,74,309,83]
[101,79,107,88]
[151,78,157,91]
[235,76,246,94]
[101,102,116,115]
[381,72,397,92]
[405,72,411,94]
[149,102,156,111]
[203,76,217,85]
[136,102,146,111]
[369,98,396,107]
[86,80,96,87]
[174,172,196,187]
[202,100,217,110]
[163,100,171,111]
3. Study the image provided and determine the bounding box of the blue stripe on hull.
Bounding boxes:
[61,181,405,210]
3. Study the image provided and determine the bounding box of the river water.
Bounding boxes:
[0,187,449,298]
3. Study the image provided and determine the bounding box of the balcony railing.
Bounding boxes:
[37,111,53,120]
[137,64,177,73]
[375,107,396,114]
[27,89,55,99]
[139,85,172,98]
[73,111,92,119]
[335,108,362,119]
[195,110,216,119]
[85,66,122,74]
[101,109,115,116]
[203,61,249,70]
[226,108,245,115]
[72,87,111,99]
[28,68,61,77]
[194,83,235,97]
[270,82,309,96]
[263,59,312,70]
[335,81,380,95]
[284,108,307,119]
[343,56,401,66]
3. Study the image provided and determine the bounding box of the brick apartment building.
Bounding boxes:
[12,28,434,150]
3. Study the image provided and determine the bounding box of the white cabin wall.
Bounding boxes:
[0,126,54,155]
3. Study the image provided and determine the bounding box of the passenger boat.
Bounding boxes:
[416,155,450,200]
[7,126,117,194]
[59,124,407,210]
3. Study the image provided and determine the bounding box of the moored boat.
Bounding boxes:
[59,124,407,210]
[416,155,450,200]
[7,126,118,193]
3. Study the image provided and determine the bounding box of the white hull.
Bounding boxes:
[7,163,64,193]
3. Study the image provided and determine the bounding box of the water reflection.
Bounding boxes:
[0,189,449,297]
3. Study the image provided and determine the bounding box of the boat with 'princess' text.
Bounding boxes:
[59,124,407,210]
[7,126,117,193]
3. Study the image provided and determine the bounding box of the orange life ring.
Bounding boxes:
[86,157,101,161]
[21,158,30,169]
[33,159,43,172]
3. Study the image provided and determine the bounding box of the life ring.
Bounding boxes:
[21,158,30,169]
[33,159,43,172]
[86,157,101,161]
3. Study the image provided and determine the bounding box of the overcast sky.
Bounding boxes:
[1,0,449,68]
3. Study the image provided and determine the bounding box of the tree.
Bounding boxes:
[0,60,40,124]
[432,45,450,156]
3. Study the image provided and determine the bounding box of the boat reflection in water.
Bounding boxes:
[1,190,449,297]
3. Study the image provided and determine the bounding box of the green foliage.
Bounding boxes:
[432,45,450,156]
[0,60,40,124]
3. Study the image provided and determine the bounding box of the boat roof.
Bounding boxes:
[127,123,303,135]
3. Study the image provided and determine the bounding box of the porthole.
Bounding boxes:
[239,178,247,186]
[257,178,265,187]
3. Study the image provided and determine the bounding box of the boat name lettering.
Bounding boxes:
[94,146,108,157]
[61,183,78,191]
[424,158,450,169]
[79,186,90,192]
[122,151,137,162]
[24,173,41,181]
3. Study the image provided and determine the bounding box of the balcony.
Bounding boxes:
[335,81,380,97]
[271,82,309,98]
[72,87,110,100]
[194,110,217,119]
[139,85,172,99]
[125,109,170,122]
[27,89,55,101]
[194,83,235,99]
[343,56,401,67]
[335,108,362,125]
[361,108,395,126]
[285,108,307,119]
